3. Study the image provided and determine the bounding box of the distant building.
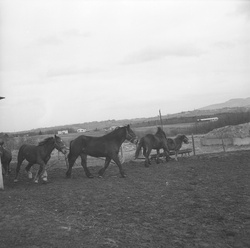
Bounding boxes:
[77,128,87,133]
[197,117,218,122]
[57,130,68,135]
[109,126,118,131]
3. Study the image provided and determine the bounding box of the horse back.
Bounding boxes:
[18,144,39,163]
[144,134,168,149]
[70,135,117,157]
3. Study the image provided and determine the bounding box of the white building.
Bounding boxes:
[77,128,87,133]
[197,117,218,122]
[57,130,68,135]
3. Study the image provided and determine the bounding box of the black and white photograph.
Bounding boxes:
[1,0,250,247]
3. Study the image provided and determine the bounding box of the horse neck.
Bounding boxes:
[111,128,126,145]
[174,136,183,149]
[40,141,55,155]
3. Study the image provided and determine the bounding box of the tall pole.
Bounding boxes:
[159,109,163,129]
[0,153,3,190]
[0,96,5,189]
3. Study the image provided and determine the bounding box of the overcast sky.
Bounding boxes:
[0,0,250,132]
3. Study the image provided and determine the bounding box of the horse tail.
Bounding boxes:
[67,140,74,159]
[17,144,26,163]
[135,138,144,159]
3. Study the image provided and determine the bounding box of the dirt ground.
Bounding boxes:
[1,149,250,248]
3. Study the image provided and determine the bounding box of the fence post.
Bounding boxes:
[159,109,163,129]
[221,135,226,152]
[191,134,196,156]
[0,157,4,190]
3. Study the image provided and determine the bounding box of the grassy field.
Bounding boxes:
[1,150,250,248]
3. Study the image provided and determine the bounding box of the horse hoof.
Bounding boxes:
[34,180,39,184]
[14,179,18,183]
[27,171,33,179]
[98,175,103,178]
[87,174,94,178]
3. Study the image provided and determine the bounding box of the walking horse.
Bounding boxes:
[14,135,67,183]
[135,127,170,167]
[167,134,189,161]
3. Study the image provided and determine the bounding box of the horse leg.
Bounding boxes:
[175,151,178,161]
[98,157,112,177]
[66,153,78,178]
[2,162,7,176]
[144,148,151,167]
[33,162,46,183]
[156,149,160,164]
[112,155,126,178]
[79,153,93,178]
[25,163,34,179]
[14,158,25,182]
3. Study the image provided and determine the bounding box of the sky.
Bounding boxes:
[0,0,250,132]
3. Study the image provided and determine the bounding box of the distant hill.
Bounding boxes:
[199,97,250,110]
[6,97,250,135]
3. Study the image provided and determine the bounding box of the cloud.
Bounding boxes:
[34,35,63,46]
[62,29,91,38]
[236,1,250,20]
[212,41,235,49]
[46,66,101,78]
[34,29,90,47]
[121,44,204,65]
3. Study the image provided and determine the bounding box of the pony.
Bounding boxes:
[167,134,189,161]
[0,144,12,176]
[14,135,67,183]
[66,125,137,178]
[135,127,170,167]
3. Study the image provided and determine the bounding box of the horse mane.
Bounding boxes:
[38,137,54,146]
[156,127,166,138]
[176,134,186,139]
[105,126,125,138]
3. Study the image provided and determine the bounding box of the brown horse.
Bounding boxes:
[66,125,137,178]
[135,127,170,167]
[0,144,12,176]
[14,135,67,183]
[167,134,189,161]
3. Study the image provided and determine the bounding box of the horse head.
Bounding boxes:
[125,125,138,144]
[54,135,68,154]
[181,135,189,144]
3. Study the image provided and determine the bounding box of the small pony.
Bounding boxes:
[135,127,170,167]
[167,134,189,161]
[14,135,67,183]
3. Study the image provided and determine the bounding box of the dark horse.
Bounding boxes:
[66,125,137,178]
[0,144,12,176]
[135,127,170,167]
[14,135,67,183]
[167,134,189,161]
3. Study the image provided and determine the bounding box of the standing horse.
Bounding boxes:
[135,127,170,167]
[167,134,189,161]
[0,145,12,176]
[14,135,67,183]
[66,125,137,178]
